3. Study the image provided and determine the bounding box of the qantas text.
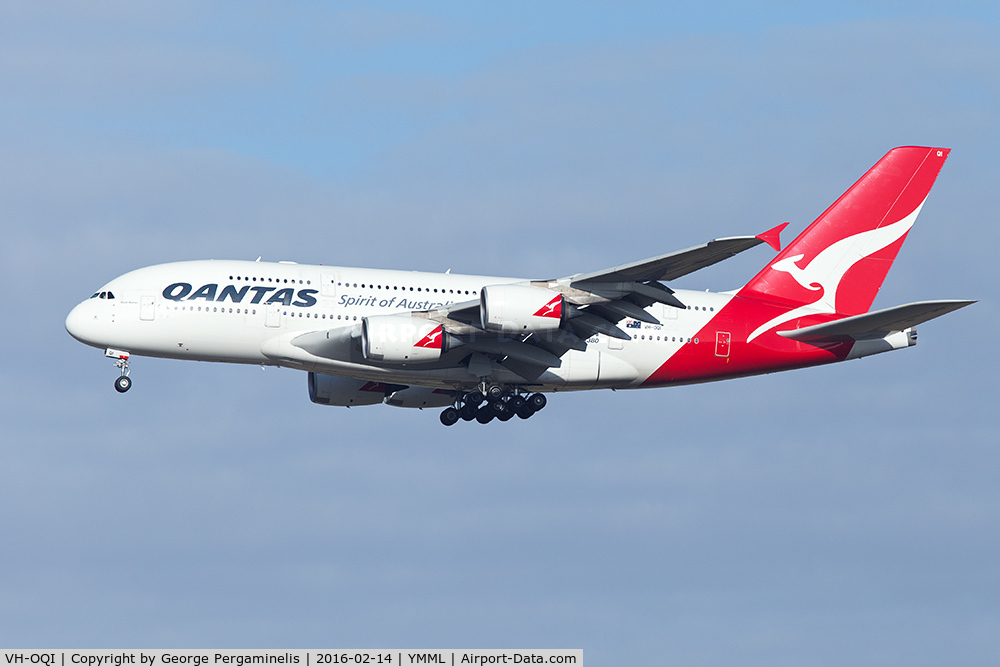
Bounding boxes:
[162,283,318,307]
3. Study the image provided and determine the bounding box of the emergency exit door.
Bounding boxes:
[715,331,731,358]
[266,303,282,328]
[140,295,155,321]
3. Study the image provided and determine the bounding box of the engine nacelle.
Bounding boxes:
[385,386,455,409]
[480,284,564,334]
[362,314,448,363]
[307,372,386,407]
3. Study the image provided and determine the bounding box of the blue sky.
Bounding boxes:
[1,2,998,664]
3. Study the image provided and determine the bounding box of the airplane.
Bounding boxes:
[66,146,973,426]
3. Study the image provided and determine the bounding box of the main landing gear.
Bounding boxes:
[439,386,547,426]
[106,348,132,393]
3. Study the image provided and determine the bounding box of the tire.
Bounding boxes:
[466,390,485,406]
[476,409,495,424]
[440,407,460,426]
[461,404,478,421]
[516,406,535,420]
[508,395,525,411]
[487,385,505,400]
[528,393,546,410]
[114,376,132,393]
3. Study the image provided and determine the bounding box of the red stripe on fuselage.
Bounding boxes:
[641,297,852,387]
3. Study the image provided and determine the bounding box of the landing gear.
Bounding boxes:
[108,348,132,393]
[441,389,548,426]
[440,407,460,426]
[486,384,506,401]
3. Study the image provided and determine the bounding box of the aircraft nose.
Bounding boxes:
[66,300,102,347]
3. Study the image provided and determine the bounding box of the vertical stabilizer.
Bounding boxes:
[739,147,950,325]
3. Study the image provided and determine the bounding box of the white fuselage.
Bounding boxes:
[65,260,730,392]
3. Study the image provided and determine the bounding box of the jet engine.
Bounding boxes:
[480,285,564,334]
[362,314,455,363]
[307,372,386,407]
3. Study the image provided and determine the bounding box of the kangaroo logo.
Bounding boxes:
[532,295,563,319]
[414,325,444,349]
[747,201,924,342]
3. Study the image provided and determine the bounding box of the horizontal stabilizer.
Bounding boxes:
[777,300,975,342]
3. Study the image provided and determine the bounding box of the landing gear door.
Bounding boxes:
[266,303,282,328]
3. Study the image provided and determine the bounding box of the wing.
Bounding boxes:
[400,223,789,381]
[569,222,788,284]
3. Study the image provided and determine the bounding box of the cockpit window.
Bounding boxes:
[106,291,115,299]
[99,292,107,299]
[91,293,100,299]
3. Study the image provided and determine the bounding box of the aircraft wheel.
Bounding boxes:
[476,408,495,424]
[114,376,132,393]
[528,393,546,410]
[508,395,525,411]
[487,385,506,400]
[516,406,535,420]
[460,404,478,421]
[440,407,460,426]
[497,408,515,422]
[466,390,485,406]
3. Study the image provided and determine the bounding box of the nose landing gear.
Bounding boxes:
[106,348,132,393]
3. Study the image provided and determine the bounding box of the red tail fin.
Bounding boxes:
[739,146,950,316]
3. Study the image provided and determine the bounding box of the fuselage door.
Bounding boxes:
[321,273,338,298]
[266,303,282,328]
[715,331,731,358]
[140,295,155,321]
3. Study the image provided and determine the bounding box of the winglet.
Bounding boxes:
[756,222,789,252]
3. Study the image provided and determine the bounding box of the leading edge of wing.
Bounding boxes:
[566,222,788,284]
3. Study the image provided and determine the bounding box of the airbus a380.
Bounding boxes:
[66,146,973,426]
